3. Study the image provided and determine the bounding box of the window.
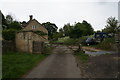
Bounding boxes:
[32,25,37,29]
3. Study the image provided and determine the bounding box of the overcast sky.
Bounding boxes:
[0,0,119,31]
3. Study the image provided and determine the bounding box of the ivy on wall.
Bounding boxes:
[19,30,47,36]
[33,31,47,36]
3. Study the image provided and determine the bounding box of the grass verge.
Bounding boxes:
[2,52,48,78]
[75,53,89,63]
[74,52,89,77]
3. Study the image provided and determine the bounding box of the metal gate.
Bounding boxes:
[33,41,44,54]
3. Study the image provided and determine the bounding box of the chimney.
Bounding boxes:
[29,15,33,20]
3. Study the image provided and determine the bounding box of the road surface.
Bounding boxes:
[24,45,81,78]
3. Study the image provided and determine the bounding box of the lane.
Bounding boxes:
[24,45,81,78]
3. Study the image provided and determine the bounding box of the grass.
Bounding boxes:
[75,53,89,63]
[2,52,48,78]
[54,36,79,45]
[57,36,70,43]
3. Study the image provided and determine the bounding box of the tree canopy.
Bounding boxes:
[6,15,13,24]
[42,22,58,39]
[1,13,22,41]
[2,13,22,30]
[102,17,119,34]
[7,21,22,30]
[62,21,94,38]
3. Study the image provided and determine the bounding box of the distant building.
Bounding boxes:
[16,15,48,53]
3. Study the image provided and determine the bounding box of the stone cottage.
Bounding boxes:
[16,15,48,53]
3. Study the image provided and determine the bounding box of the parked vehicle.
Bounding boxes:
[85,38,96,46]
[94,32,111,43]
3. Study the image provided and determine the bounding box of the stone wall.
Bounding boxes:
[16,31,46,53]
[16,32,33,53]
[2,40,16,53]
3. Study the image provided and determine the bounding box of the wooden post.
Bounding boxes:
[115,33,120,56]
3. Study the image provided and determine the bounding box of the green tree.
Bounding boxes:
[2,14,22,41]
[52,32,63,40]
[7,21,22,30]
[71,22,83,38]
[59,28,64,37]
[42,22,58,39]
[82,20,94,35]
[103,17,118,34]
[2,14,22,30]
[63,23,72,36]
[1,12,7,29]
[6,15,13,24]
[115,24,120,32]
[63,21,94,39]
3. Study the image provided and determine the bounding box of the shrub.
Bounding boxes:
[91,37,115,51]
[2,29,17,41]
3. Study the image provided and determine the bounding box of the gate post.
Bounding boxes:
[115,32,120,56]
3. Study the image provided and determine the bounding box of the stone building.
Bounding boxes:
[16,15,48,53]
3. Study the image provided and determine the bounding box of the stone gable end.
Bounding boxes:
[23,19,48,34]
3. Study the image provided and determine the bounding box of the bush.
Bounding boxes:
[90,37,115,51]
[96,37,115,50]
[2,29,17,41]
[7,21,22,30]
